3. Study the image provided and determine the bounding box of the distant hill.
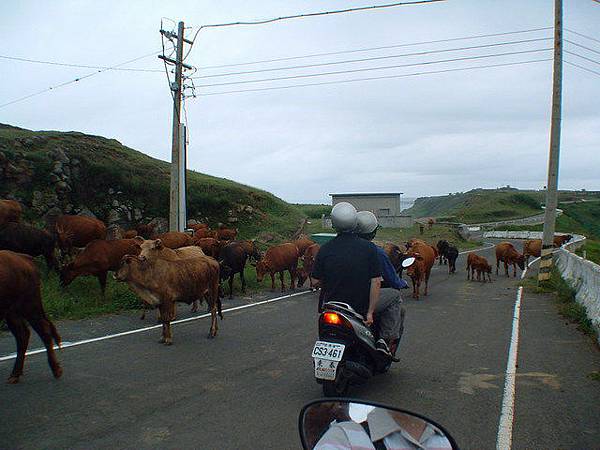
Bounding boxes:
[0,124,304,238]
[405,188,600,224]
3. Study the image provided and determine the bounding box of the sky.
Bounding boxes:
[1,0,599,204]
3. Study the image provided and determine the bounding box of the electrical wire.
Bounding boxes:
[192,37,551,79]
[565,60,600,77]
[565,28,600,45]
[194,48,552,88]
[196,27,553,70]
[0,54,163,72]
[565,39,600,57]
[0,51,161,109]
[197,58,551,97]
[565,50,600,67]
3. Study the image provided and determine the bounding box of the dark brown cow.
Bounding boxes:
[382,243,408,277]
[495,242,525,277]
[436,240,450,265]
[405,241,437,299]
[152,231,193,249]
[293,236,316,257]
[194,237,224,258]
[0,200,22,226]
[60,238,143,296]
[54,215,107,256]
[115,255,221,344]
[553,234,573,247]
[0,222,57,272]
[297,243,320,289]
[0,250,63,383]
[216,226,238,241]
[467,253,492,282]
[255,243,299,292]
[219,240,261,299]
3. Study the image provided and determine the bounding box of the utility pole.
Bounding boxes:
[159,21,193,232]
[539,0,563,282]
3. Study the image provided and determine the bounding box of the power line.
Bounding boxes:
[565,28,600,45]
[195,26,553,70]
[197,58,551,97]
[565,39,600,57]
[192,37,551,79]
[565,50,600,67]
[0,51,160,109]
[195,48,552,88]
[565,60,600,77]
[0,54,163,72]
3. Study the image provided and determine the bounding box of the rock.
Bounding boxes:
[112,199,120,207]
[23,139,34,147]
[187,219,199,226]
[53,148,70,163]
[149,217,168,234]
[71,158,80,166]
[65,204,74,214]
[134,208,143,221]
[107,209,120,224]
[106,224,123,240]
[244,205,254,214]
[31,191,44,210]
[78,207,97,218]
[258,232,275,243]
[55,181,71,192]
[227,217,239,223]
[108,188,115,195]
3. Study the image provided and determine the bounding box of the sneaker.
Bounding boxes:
[375,338,392,356]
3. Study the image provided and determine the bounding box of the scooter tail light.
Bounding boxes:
[321,312,352,329]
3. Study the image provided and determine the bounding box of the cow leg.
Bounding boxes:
[29,317,62,379]
[279,271,285,292]
[159,303,174,345]
[424,271,430,296]
[191,300,198,313]
[496,258,500,275]
[208,303,218,339]
[240,270,246,294]
[504,261,509,277]
[228,275,234,300]
[289,266,296,290]
[270,273,275,291]
[513,263,517,278]
[411,278,417,298]
[6,315,30,384]
[467,264,470,280]
[97,271,108,299]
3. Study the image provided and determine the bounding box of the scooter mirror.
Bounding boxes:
[401,257,416,268]
[299,399,460,450]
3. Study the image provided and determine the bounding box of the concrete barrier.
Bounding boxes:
[484,231,598,342]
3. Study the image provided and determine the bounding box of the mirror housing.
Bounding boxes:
[401,256,416,268]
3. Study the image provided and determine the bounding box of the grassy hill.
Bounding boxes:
[405,188,600,224]
[0,124,304,238]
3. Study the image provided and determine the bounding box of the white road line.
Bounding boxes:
[459,243,495,255]
[496,256,539,449]
[0,290,312,362]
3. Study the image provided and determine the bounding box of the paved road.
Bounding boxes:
[0,242,598,449]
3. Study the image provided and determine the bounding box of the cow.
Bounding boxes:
[427,218,435,229]
[495,242,525,277]
[382,243,408,277]
[152,231,193,249]
[0,199,22,226]
[0,250,63,383]
[405,241,437,299]
[216,225,238,241]
[60,238,143,296]
[293,236,316,257]
[115,255,221,344]
[447,245,459,274]
[297,243,320,289]
[123,223,156,240]
[523,239,542,264]
[219,240,261,299]
[436,240,450,265]
[554,234,573,247]
[194,237,224,258]
[467,253,492,282]
[0,222,57,272]
[194,227,217,240]
[54,215,107,259]
[255,243,299,292]
[188,223,209,232]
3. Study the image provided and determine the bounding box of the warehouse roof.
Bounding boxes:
[330,192,403,197]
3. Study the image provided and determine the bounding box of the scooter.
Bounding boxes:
[311,258,415,397]
[299,398,460,449]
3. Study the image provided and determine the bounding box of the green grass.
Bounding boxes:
[294,203,331,219]
[575,240,600,265]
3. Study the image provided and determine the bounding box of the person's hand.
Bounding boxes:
[364,312,374,327]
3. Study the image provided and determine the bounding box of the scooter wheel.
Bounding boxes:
[322,379,348,397]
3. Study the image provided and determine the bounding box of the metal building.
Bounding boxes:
[328,193,414,228]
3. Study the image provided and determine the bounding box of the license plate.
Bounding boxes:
[312,341,345,381]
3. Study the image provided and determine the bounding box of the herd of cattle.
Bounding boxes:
[0,198,573,383]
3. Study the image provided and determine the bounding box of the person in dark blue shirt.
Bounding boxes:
[355,211,407,358]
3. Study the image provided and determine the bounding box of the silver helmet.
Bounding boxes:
[355,210,379,234]
[331,202,357,233]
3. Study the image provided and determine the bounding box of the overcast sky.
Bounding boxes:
[1,0,599,203]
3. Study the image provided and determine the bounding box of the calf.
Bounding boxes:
[467,253,492,282]
[0,222,57,272]
[0,251,62,383]
[54,215,107,258]
[495,242,525,277]
[0,199,22,226]
[219,240,261,299]
[152,231,193,249]
[255,243,299,292]
[446,245,459,274]
[405,241,437,299]
[60,238,143,296]
[115,255,221,344]
[293,236,316,257]
[297,243,320,289]
[436,240,450,265]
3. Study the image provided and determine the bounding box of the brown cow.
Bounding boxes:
[495,242,525,277]
[123,223,155,240]
[255,243,299,292]
[466,253,492,282]
[194,237,224,258]
[297,243,320,289]
[293,236,316,257]
[216,226,238,241]
[0,200,22,226]
[54,215,107,257]
[405,241,437,299]
[219,240,261,299]
[0,222,58,273]
[188,223,209,232]
[383,242,408,277]
[194,228,217,239]
[115,255,221,344]
[60,238,143,296]
[0,251,63,383]
[152,231,193,249]
[554,234,573,247]
[523,239,542,264]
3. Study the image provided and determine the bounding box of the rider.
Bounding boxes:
[311,202,382,328]
[355,211,407,358]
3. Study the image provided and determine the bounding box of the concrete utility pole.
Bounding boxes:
[159,21,193,232]
[539,0,563,282]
